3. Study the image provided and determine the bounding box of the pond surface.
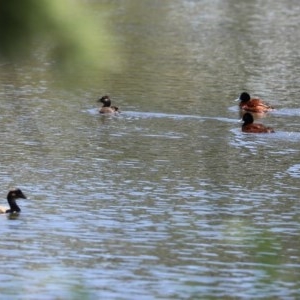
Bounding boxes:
[1,0,300,299]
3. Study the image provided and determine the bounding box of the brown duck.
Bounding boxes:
[98,96,120,114]
[237,92,274,113]
[242,113,275,133]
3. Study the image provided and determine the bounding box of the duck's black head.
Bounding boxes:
[239,92,251,103]
[7,188,27,200]
[98,95,111,107]
[242,112,254,125]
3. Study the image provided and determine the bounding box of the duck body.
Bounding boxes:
[238,92,273,113]
[98,95,119,114]
[242,113,275,133]
[99,106,119,114]
[0,188,27,214]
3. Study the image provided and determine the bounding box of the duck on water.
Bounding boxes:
[98,95,120,114]
[0,188,27,214]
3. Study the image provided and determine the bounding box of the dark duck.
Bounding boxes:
[242,112,275,133]
[98,95,119,114]
[0,188,27,214]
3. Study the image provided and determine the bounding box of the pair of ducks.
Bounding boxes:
[237,92,275,133]
[1,97,117,214]
[1,97,118,213]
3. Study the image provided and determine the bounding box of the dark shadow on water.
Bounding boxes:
[6,212,21,220]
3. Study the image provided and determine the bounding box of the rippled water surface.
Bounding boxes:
[1,0,300,299]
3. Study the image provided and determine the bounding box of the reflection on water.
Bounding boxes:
[1,0,300,299]
[287,164,300,178]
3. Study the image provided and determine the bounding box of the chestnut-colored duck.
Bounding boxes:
[237,92,273,113]
[242,113,275,133]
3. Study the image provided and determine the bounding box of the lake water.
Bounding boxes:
[1,0,300,299]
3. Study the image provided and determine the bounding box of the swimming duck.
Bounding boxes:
[98,95,119,114]
[0,188,27,214]
[242,112,275,133]
[237,92,274,113]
